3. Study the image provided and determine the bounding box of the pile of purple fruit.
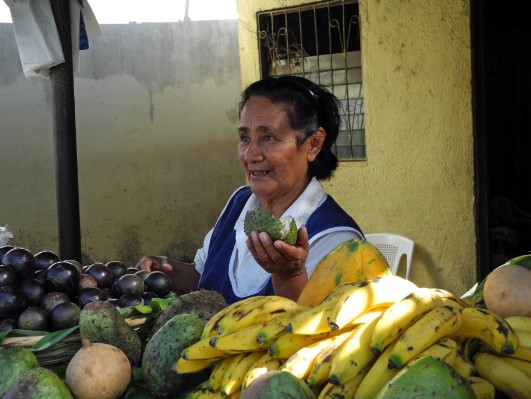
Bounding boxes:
[0,245,171,333]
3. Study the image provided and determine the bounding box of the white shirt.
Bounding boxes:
[194,178,363,297]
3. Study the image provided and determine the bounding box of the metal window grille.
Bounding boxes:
[257,1,365,160]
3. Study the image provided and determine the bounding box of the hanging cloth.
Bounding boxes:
[4,0,101,79]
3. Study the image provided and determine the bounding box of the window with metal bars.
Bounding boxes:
[257,1,365,160]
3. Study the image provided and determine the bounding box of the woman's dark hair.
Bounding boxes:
[239,76,341,180]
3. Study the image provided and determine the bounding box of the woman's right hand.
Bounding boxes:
[135,256,201,295]
[135,255,174,274]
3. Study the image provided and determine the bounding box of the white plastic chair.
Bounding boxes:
[364,233,415,279]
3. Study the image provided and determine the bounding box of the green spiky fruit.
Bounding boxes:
[244,209,298,245]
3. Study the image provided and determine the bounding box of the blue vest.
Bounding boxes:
[198,186,363,304]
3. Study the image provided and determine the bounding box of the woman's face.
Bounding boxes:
[238,96,323,212]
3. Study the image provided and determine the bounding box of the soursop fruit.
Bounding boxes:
[150,290,227,337]
[244,208,298,245]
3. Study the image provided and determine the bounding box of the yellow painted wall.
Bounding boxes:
[237,0,476,295]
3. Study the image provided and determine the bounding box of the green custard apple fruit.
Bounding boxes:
[244,209,298,245]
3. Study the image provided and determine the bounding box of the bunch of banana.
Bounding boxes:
[179,276,531,399]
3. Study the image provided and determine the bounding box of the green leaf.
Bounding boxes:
[30,325,79,352]
[0,330,10,344]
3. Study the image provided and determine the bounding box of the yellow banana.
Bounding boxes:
[456,337,482,362]
[207,355,238,393]
[268,328,348,359]
[184,380,211,399]
[370,287,445,355]
[410,337,458,366]
[434,287,470,307]
[355,343,400,399]
[505,315,531,333]
[388,305,462,369]
[318,362,371,397]
[220,350,266,397]
[175,356,218,374]
[281,333,344,380]
[241,352,283,391]
[474,352,531,399]
[256,305,309,347]
[328,311,383,385]
[181,336,232,361]
[467,376,495,399]
[217,295,299,335]
[451,307,518,355]
[328,275,418,330]
[306,329,354,388]
[287,282,361,335]
[452,349,478,379]
[439,295,466,311]
[210,323,265,353]
[502,356,531,379]
[202,296,260,339]
[509,328,531,362]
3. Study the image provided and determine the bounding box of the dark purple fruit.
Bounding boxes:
[0,286,26,319]
[144,271,172,297]
[33,250,60,271]
[50,302,80,330]
[142,291,158,306]
[134,269,150,281]
[2,247,36,279]
[17,307,49,331]
[106,260,127,281]
[125,267,140,275]
[0,264,17,287]
[117,293,143,308]
[33,269,46,284]
[44,261,81,296]
[40,291,70,313]
[0,245,15,264]
[64,259,83,275]
[85,263,114,289]
[19,279,46,307]
[0,318,16,332]
[78,274,98,291]
[78,287,107,308]
[112,274,145,298]
[107,298,119,308]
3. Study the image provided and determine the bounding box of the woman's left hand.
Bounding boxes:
[246,226,309,276]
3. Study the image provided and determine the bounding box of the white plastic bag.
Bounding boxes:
[0,225,14,246]
[4,0,65,78]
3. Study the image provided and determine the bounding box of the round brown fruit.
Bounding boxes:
[66,340,131,399]
[483,263,531,317]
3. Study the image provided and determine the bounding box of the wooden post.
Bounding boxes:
[49,0,81,262]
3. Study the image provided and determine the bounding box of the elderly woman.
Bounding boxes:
[137,76,364,304]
